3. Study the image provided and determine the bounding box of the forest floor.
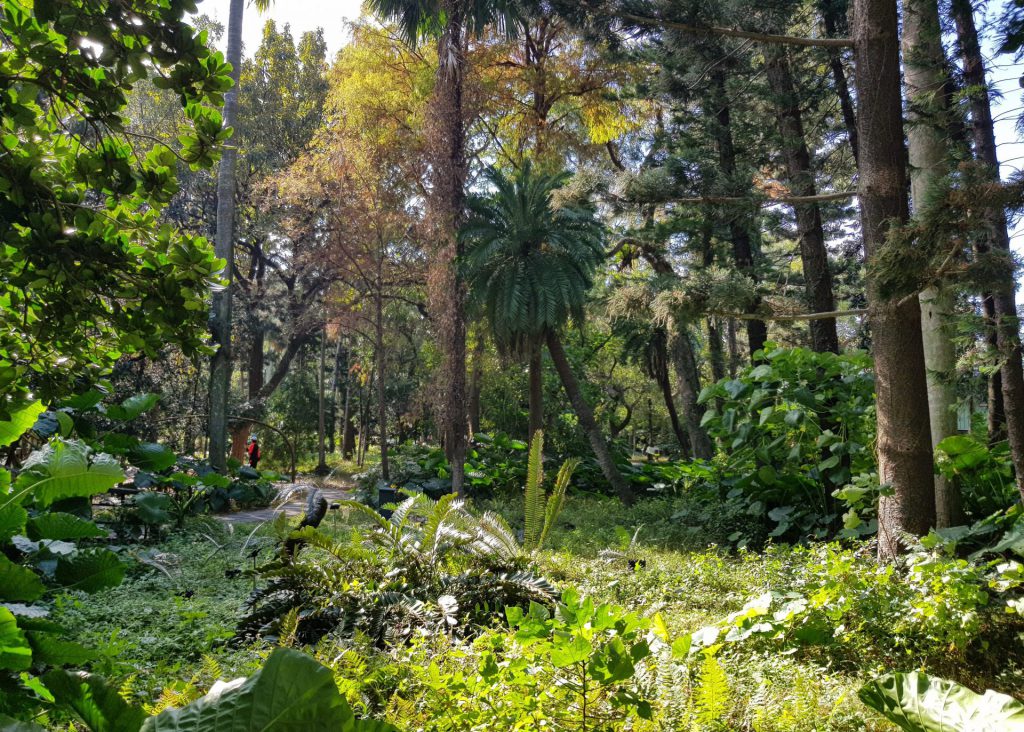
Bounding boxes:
[53,476,1023,730]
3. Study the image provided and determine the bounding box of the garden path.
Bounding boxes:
[216,480,353,526]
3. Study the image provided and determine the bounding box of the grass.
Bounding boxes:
[52,489,1021,730]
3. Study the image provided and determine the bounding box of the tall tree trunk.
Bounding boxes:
[545,332,633,505]
[903,0,961,528]
[467,330,485,437]
[819,0,859,160]
[376,291,389,481]
[854,0,936,558]
[207,0,244,472]
[671,327,715,459]
[328,336,344,453]
[429,4,469,496]
[528,344,544,447]
[710,69,767,358]
[229,328,265,462]
[952,0,1024,500]
[707,318,727,383]
[317,328,328,474]
[727,318,739,376]
[764,49,840,354]
[341,362,355,459]
[653,335,691,456]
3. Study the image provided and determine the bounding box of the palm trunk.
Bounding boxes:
[952,0,1024,501]
[853,0,936,558]
[545,332,633,505]
[528,344,543,446]
[207,0,244,472]
[903,0,960,528]
[430,4,469,496]
[764,49,839,354]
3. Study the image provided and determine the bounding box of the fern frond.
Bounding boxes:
[539,457,577,550]
[524,430,545,550]
[694,654,731,727]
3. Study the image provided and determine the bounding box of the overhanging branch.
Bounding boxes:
[619,13,855,48]
[710,308,869,321]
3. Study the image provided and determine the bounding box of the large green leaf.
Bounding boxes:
[133,492,172,525]
[104,393,160,422]
[0,502,28,542]
[27,512,107,541]
[859,671,1024,732]
[55,550,125,593]
[128,442,177,472]
[141,648,398,732]
[0,554,45,602]
[0,607,31,671]
[0,714,46,731]
[27,630,95,666]
[0,400,45,448]
[44,669,148,732]
[13,440,124,508]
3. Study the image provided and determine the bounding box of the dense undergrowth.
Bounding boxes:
[28,483,1021,731]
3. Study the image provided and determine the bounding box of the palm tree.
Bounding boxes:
[463,164,634,504]
[367,0,521,497]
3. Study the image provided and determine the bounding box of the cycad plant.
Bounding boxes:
[239,492,556,646]
[463,163,634,503]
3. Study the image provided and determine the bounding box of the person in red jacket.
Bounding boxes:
[246,435,261,469]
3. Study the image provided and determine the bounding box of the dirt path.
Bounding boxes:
[216,481,354,526]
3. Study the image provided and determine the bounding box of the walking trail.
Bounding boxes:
[216,479,353,526]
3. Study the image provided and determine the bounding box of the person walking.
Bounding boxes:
[247,435,261,470]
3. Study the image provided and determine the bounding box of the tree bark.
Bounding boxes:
[376,291,389,481]
[818,0,859,160]
[207,0,244,472]
[341,362,355,459]
[951,0,1024,501]
[429,3,469,496]
[903,0,960,528]
[710,69,767,358]
[853,0,936,558]
[653,335,691,456]
[546,332,633,505]
[316,328,328,475]
[707,318,727,383]
[328,336,344,453]
[671,328,715,459]
[764,49,840,355]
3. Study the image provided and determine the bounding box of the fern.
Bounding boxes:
[539,457,577,550]
[693,654,731,730]
[523,430,545,550]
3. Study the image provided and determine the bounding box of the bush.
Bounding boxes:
[697,346,877,543]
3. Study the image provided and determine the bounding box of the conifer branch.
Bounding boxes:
[618,13,855,48]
